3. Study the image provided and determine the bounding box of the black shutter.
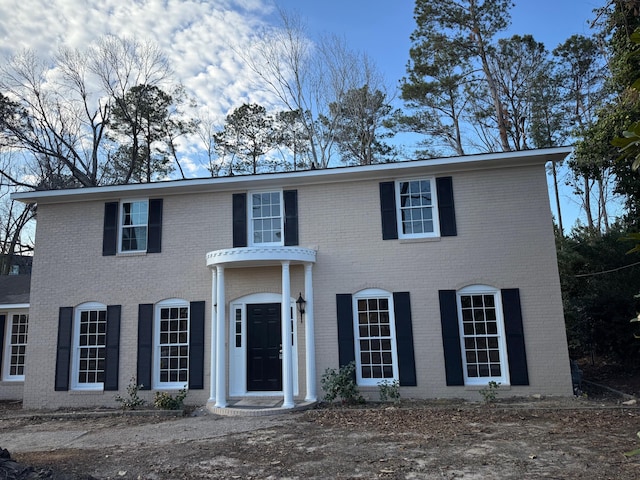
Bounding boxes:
[189,301,205,389]
[147,199,163,253]
[393,292,417,386]
[137,304,154,390]
[232,193,247,247]
[336,294,355,367]
[102,202,118,256]
[436,177,457,237]
[502,289,529,386]
[0,314,5,374]
[104,305,121,391]
[55,307,73,391]
[283,190,299,246]
[379,182,398,240]
[439,290,464,386]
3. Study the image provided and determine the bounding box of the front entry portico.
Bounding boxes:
[206,246,317,410]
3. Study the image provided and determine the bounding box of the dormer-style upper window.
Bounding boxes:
[102,199,163,256]
[120,200,149,252]
[396,179,439,238]
[250,191,283,246]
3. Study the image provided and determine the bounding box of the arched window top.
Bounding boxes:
[76,301,106,310]
[354,288,392,298]
[156,298,188,307]
[458,284,498,295]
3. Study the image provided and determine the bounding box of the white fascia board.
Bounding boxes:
[11,146,572,205]
[0,303,30,310]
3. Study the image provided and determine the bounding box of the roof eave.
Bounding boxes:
[11,146,572,204]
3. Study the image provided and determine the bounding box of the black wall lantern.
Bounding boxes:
[296,292,306,321]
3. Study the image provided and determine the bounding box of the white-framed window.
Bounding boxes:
[456,285,509,386]
[72,302,107,390]
[353,289,399,386]
[249,191,283,246]
[395,178,440,238]
[2,311,28,381]
[154,299,190,389]
[119,199,149,252]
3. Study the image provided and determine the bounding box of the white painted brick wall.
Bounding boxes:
[21,162,572,408]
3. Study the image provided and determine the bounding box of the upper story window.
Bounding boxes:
[250,191,283,246]
[2,311,29,381]
[456,285,509,386]
[103,199,162,256]
[120,200,149,252]
[396,178,439,238]
[380,177,456,240]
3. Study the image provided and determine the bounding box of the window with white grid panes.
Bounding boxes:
[353,291,398,386]
[3,313,28,380]
[250,191,283,245]
[457,287,508,385]
[75,308,106,388]
[157,303,189,388]
[396,179,439,238]
[120,200,148,252]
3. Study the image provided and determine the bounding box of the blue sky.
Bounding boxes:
[275,1,601,93]
[0,0,612,228]
[274,0,606,228]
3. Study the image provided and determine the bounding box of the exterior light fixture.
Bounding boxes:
[296,293,306,321]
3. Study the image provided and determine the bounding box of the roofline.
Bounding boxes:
[0,303,29,309]
[11,147,572,204]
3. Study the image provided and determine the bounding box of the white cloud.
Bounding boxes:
[0,0,288,177]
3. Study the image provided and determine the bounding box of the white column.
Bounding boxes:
[214,266,227,408]
[304,262,317,402]
[208,268,217,403]
[281,261,294,408]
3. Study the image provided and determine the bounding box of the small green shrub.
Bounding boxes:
[479,381,501,404]
[378,379,401,403]
[320,361,364,405]
[153,387,188,410]
[114,376,147,410]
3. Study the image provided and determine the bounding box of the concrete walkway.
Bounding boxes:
[0,408,301,454]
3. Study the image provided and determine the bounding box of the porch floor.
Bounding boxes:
[206,397,316,417]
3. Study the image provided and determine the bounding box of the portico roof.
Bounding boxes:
[206,246,317,268]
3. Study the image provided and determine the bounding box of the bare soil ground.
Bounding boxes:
[2,365,640,480]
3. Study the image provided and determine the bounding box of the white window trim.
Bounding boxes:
[352,288,399,387]
[2,309,29,382]
[118,198,149,254]
[456,285,510,386]
[395,177,440,239]
[248,190,284,247]
[71,302,107,391]
[154,298,190,390]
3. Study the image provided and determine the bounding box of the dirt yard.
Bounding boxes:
[1,394,640,480]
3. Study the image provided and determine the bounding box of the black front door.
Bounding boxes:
[247,303,282,391]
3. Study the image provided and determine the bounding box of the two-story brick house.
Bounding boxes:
[11,147,573,410]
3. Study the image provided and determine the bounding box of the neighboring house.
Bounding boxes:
[0,254,33,275]
[0,274,30,401]
[11,147,573,410]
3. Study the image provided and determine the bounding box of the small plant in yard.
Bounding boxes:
[624,432,640,457]
[479,381,501,404]
[153,386,188,410]
[114,376,147,410]
[378,379,401,403]
[321,361,365,405]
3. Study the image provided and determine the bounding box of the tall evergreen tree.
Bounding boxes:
[403,0,514,154]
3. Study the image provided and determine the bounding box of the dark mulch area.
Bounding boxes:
[577,357,640,398]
